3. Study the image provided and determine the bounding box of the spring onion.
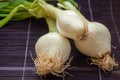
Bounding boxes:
[34,17,71,76]
[74,22,118,71]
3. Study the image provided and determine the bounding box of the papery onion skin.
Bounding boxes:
[35,32,71,76]
[74,22,118,71]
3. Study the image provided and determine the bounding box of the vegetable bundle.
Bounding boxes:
[0,0,118,77]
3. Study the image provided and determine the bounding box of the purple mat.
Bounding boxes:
[0,0,120,80]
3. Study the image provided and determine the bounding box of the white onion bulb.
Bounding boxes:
[74,22,118,71]
[57,10,88,40]
[37,1,88,40]
[35,32,71,76]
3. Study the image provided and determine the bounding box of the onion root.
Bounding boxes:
[90,53,118,71]
[34,50,72,77]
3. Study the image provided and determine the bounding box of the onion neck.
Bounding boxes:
[59,1,89,22]
[80,20,89,40]
[45,17,58,32]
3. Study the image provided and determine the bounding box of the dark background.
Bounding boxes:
[0,0,120,80]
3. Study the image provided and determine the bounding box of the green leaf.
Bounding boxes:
[0,2,9,9]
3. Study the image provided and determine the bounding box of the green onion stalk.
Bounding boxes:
[0,0,44,28]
